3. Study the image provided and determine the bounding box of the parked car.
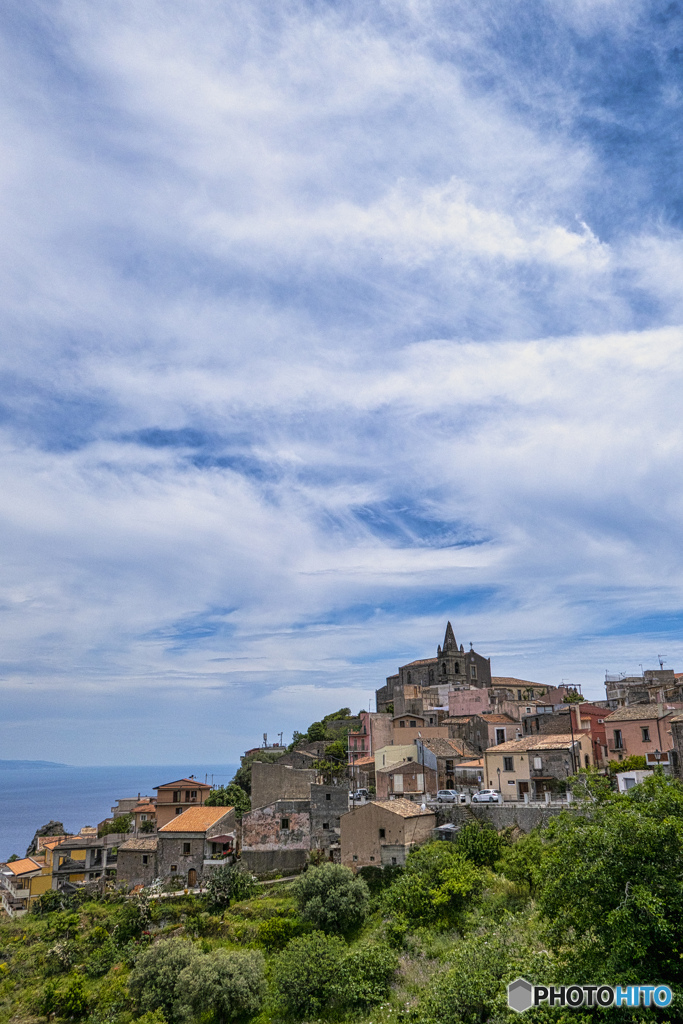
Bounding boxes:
[471,789,502,803]
[436,789,459,802]
[352,789,369,801]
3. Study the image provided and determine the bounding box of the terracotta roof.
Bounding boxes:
[423,737,477,758]
[132,802,156,814]
[605,704,674,722]
[393,714,425,722]
[479,714,516,724]
[352,755,375,766]
[485,733,586,753]
[369,798,434,818]
[154,777,211,790]
[4,857,42,876]
[118,838,158,852]
[403,658,438,667]
[442,715,476,724]
[377,759,426,774]
[456,758,484,768]
[39,837,70,851]
[159,805,233,833]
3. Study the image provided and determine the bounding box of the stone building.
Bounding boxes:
[240,760,348,875]
[375,622,492,714]
[157,805,236,887]
[375,759,438,801]
[341,799,435,870]
[604,668,683,707]
[117,838,159,888]
[483,733,593,801]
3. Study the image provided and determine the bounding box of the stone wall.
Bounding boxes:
[240,848,308,875]
[241,800,311,852]
[310,783,348,850]
[251,761,318,809]
[437,803,562,832]
[117,850,158,888]
[156,836,205,884]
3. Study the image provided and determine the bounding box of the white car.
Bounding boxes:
[471,789,502,803]
[436,790,464,803]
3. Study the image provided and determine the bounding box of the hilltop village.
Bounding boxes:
[4,621,683,914]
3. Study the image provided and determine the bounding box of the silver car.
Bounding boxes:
[471,789,502,803]
[436,789,459,803]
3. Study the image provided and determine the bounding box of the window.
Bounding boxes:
[517,690,522,700]
[585,755,590,768]
[171,864,178,872]
[407,756,413,762]
[446,759,454,771]
[391,856,397,865]
[470,666,477,679]
[613,730,623,750]
[140,814,147,821]
[183,842,191,855]
[496,729,506,745]
[322,822,329,830]
[190,790,197,800]
[142,855,148,865]
[353,855,358,861]
[503,756,514,771]
[429,717,434,724]
[173,790,181,802]
[325,793,331,800]
[442,663,447,675]
[533,757,542,770]
[399,720,406,728]
[175,807,183,815]
[280,818,290,831]
[409,720,416,727]
[370,856,375,861]
[429,668,434,683]
[454,662,459,673]
[641,727,650,742]
[379,828,386,839]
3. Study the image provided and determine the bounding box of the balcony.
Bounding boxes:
[0,888,28,917]
[203,857,232,868]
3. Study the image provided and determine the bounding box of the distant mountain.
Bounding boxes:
[0,759,70,769]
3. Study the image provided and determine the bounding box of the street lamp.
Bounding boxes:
[654,749,662,766]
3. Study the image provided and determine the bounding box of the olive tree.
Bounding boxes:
[293,863,369,933]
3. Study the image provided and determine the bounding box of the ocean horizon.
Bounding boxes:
[0,762,238,861]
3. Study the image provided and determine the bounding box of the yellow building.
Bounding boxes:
[483,732,592,801]
[0,857,54,916]
[374,743,419,777]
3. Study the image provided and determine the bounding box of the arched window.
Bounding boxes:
[454,662,459,674]
[407,671,412,684]
[428,668,434,684]
[442,663,447,675]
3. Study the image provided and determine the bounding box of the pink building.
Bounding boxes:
[605,705,677,763]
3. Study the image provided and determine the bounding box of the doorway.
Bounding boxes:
[188,869,197,887]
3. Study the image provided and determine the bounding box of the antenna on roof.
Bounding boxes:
[659,655,666,670]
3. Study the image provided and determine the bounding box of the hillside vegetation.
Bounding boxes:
[1,774,682,1024]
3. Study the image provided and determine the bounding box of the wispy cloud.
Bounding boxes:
[1,0,683,761]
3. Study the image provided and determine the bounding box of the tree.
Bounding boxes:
[607,754,647,775]
[99,814,132,836]
[456,822,505,867]
[311,758,348,783]
[178,949,266,1023]
[322,707,352,723]
[205,864,256,911]
[231,750,283,796]
[336,943,399,1008]
[537,774,683,983]
[205,782,251,820]
[293,862,369,933]
[324,739,347,761]
[382,842,482,925]
[498,829,545,894]
[561,690,585,704]
[271,931,346,1018]
[7,854,18,862]
[306,721,327,741]
[129,938,198,1021]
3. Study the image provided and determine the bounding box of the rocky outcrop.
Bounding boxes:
[26,821,68,856]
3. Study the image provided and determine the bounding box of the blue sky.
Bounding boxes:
[2,0,683,764]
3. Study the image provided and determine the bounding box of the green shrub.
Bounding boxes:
[382,842,482,925]
[205,865,256,911]
[205,783,251,820]
[422,934,510,1023]
[178,948,266,1022]
[256,915,308,950]
[271,931,347,1018]
[358,863,404,894]
[60,973,89,1019]
[132,1012,167,1024]
[129,938,197,1021]
[337,942,399,1008]
[293,863,369,933]
[84,940,117,977]
[456,822,505,867]
[99,814,133,837]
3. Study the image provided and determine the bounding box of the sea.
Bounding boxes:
[0,763,238,861]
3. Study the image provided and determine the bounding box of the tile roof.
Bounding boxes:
[423,737,477,758]
[38,837,70,851]
[118,838,158,852]
[479,714,516,723]
[377,759,427,774]
[403,657,438,667]
[491,677,545,688]
[442,715,476,724]
[5,857,42,876]
[132,802,157,814]
[369,798,434,817]
[154,777,211,790]
[456,758,484,768]
[485,733,586,753]
[352,755,375,766]
[606,704,674,721]
[159,805,233,832]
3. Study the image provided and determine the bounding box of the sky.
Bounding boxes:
[2,0,683,764]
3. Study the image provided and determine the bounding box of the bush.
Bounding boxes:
[205,865,256,911]
[293,863,369,933]
[256,915,308,950]
[179,948,266,1023]
[382,842,482,925]
[59,974,89,1019]
[358,863,403,894]
[205,783,251,820]
[457,822,506,867]
[99,814,133,837]
[271,931,347,1018]
[498,830,544,894]
[337,943,399,1008]
[84,940,117,977]
[129,938,197,1021]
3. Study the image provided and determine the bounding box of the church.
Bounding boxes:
[375,622,492,716]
